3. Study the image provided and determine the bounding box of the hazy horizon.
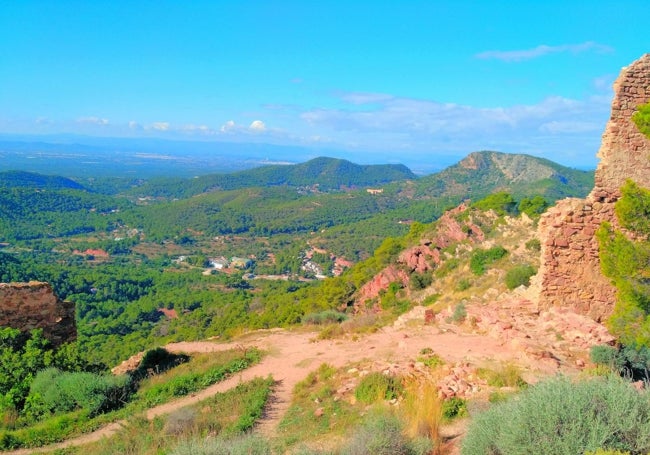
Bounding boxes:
[1,1,646,170]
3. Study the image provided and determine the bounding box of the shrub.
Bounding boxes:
[469,246,508,276]
[504,264,536,290]
[632,101,650,139]
[456,278,471,291]
[435,257,460,278]
[170,433,271,455]
[342,411,431,455]
[136,347,188,378]
[447,302,467,323]
[525,238,541,252]
[442,396,467,420]
[409,272,432,291]
[402,379,442,445]
[471,192,517,216]
[476,363,526,388]
[518,196,549,218]
[355,372,403,405]
[303,310,348,325]
[590,345,625,370]
[25,368,132,419]
[461,375,650,455]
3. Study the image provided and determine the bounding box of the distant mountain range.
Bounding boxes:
[0,152,593,203]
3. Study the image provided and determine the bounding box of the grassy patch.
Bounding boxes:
[276,363,361,451]
[70,376,274,455]
[354,372,403,405]
[0,347,263,450]
[476,362,526,388]
[137,348,262,407]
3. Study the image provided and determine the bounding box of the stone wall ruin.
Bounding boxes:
[0,281,76,346]
[537,54,650,321]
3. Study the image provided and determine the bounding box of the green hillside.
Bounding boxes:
[126,156,417,198]
[411,151,593,201]
[0,170,87,190]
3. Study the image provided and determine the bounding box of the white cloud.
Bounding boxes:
[475,41,613,62]
[35,117,54,125]
[249,120,266,132]
[182,124,214,134]
[220,120,236,133]
[298,90,611,166]
[128,120,143,130]
[150,122,170,131]
[539,120,602,134]
[77,116,109,125]
[340,92,394,105]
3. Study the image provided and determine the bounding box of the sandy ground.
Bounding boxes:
[5,313,540,454]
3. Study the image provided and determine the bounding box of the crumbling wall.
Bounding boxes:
[0,281,76,346]
[537,54,650,321]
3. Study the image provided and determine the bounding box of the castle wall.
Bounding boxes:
[0,281,76,346]
[537,54,650,321]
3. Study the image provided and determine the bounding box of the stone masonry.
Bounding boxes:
[0,281,76,346]
[537,54,650,321]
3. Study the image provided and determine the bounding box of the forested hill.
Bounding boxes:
[125,157,417,198]
[410,151,594,201]
[0,170,87,191]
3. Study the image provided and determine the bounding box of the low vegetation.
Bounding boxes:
[504,264,536,290]
[70,376,274,455]
[0,347,263,450]
[462,375,650,455]
[469,246,508,276]
[632,101,650,138]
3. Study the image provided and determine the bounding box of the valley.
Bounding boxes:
[0,53,650,455]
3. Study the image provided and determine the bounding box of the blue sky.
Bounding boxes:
[0,1,647,169]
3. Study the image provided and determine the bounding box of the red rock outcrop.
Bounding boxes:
[0,281,76,346]
[355,203,485,307]
[538,54,650,321]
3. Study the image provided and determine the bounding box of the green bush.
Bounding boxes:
[354,372,403,405]
[442,397,467,420]
[469,246,508,276]
[524,238,541,252]
[342,412,432,455]
[302,310,348,325]
[590,345,626,371]
[456,278,471,291]
[518,196,549,218]
[597,180,650,347]
[632,101,650,139]
[504,264,536,290]
[136,347,189,378]
[472,192,517,216]
[24,368,132,419]
[462,375,650,455]
[409,272,433,291]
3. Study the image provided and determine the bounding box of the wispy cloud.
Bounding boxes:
[298,90,611,165]
[219,119,268,134]
[150,122,170,131]
[77,116,109,125]
[475,41,613,62]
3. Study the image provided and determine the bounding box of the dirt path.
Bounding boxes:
[4,311,549,454]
